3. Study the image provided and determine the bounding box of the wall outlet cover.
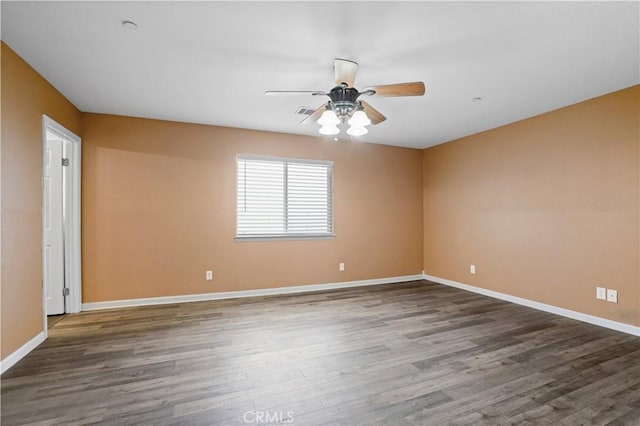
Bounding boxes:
[470,265,476,274]
[606,289,618,303]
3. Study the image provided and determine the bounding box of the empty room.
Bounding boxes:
[1,1,639,425]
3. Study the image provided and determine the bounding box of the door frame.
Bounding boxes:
[41,115,82,333]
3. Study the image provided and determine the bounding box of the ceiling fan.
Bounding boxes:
[265,58,426,137]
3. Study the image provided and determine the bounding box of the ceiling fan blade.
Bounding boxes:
[265,91,326,96]
[334,58,358,87]
[360,100,387,125]
[364,82,425,97]
[301,103,328,125]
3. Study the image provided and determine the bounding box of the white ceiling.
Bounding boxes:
[2,1,638,149]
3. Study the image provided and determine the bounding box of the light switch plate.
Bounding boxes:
[470,265,476,274]
[596,287,606,300]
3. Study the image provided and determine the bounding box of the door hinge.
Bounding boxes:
[62,158,70,166]
[63,288,70,296]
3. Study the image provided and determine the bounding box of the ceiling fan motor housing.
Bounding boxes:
[328,85,361,122]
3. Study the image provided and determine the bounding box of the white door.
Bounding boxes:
[44,134,65,315]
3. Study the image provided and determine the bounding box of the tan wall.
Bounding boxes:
[423,86,640,326]
[1,42,82,359]
[81,114,423,302]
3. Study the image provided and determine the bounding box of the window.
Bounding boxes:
[236,156,334,239]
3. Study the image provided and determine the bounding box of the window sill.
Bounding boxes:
[235,234,335,242]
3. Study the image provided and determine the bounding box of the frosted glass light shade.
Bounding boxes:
[347,125,368,136]
[348,110,371,127]
[318,110,339,126]
[319,124,340,135]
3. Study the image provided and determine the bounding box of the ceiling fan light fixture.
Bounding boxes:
[348,110,371,127]
[347,125,368,137]
[319,124,340,136]
[317,109,339,126]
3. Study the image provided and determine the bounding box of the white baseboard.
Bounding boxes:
[82,274,424,311]
[1,331,46,374]
[423,274,640,337]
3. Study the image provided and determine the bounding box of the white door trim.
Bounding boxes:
[42,116,82,333]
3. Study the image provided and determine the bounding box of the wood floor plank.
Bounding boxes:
[2,280,639,425]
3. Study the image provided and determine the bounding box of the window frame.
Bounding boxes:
[235,155,335,241]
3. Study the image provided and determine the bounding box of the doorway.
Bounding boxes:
[42,116,82,331]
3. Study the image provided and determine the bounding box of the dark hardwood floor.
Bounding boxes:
[2,280,639,425]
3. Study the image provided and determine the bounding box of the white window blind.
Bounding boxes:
[237,156,333,239]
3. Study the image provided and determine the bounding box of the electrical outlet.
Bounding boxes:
[205,270,213,281]
[606,289,618,303]
[339,263,345,272]
[470,265,476,274]
[596,287,606,300]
